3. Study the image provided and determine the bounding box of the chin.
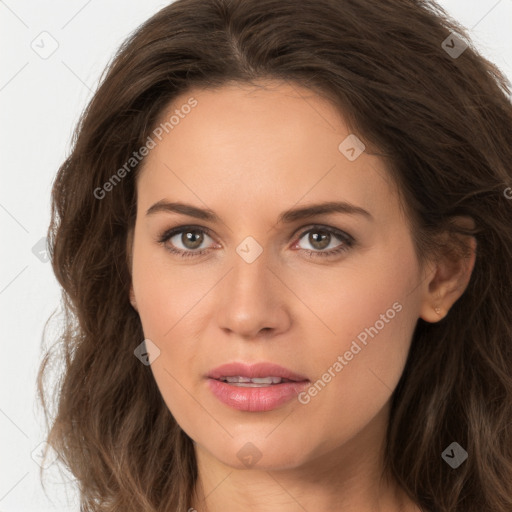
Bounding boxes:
[206,437,312,471]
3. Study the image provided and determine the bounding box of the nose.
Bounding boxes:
[215,248,292,339]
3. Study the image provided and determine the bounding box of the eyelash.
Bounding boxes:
[157,224,355,259]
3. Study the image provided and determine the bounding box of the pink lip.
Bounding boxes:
[207,361,308,381]
[206,362,309,412]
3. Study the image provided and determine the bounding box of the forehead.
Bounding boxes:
[136,81,400,227]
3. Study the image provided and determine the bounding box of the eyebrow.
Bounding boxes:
[146,200,373,223]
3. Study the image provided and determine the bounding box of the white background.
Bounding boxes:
[1,1,511,510]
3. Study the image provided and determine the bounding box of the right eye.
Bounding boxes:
[157,225,217,258]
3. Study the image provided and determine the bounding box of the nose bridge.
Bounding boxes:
[215,237,288,336]
[229,239,273,303]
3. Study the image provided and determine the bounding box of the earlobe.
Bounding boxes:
[420,287,447,323]
[419,219,477,323]
[419,276,447,324]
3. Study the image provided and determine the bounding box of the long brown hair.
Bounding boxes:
[37,0,512,510]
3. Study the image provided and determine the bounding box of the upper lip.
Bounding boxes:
[207,362,309,382]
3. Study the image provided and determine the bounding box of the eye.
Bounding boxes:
[157,225,216,258]
[157,224,355,259]
[293,225,354,258]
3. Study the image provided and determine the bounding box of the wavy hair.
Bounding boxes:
[37,0,512,511]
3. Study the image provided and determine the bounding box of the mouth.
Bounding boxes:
[214,375,301,387]
[206,362,310,412]
[207,361,309,383]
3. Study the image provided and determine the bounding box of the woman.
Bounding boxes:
[37,0,512,511]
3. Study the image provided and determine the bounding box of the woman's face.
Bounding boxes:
[129,81,435,471]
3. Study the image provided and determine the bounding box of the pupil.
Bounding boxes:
[310,231,329,249]
[183,230,203,249]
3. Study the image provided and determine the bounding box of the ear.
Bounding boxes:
[126,227,138,312]
[419,216,477,323]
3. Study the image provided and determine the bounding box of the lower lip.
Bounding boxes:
[207,378,310,412]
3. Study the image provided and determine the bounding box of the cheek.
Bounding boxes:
[131,241,206,338]
[298,243,419,344]
[296,247,420,420]
[293,300,417,449]
[131,243,208,418]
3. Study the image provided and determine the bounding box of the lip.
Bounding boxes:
[207,361,308,382]
[206,361,310,412]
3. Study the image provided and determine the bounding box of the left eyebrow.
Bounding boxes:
[277,201,373,223]
[145,200,373,223]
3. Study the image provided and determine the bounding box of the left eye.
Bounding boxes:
[158,225,354,259]
[293,226,354,257]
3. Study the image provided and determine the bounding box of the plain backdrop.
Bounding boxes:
[1,1,511,510]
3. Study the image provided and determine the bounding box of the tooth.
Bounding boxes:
[221,376,285,385]
[223,376,251,383]
[230,383,272,387]
[250,377,276,384]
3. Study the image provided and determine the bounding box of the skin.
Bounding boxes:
[128,80,476,512]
